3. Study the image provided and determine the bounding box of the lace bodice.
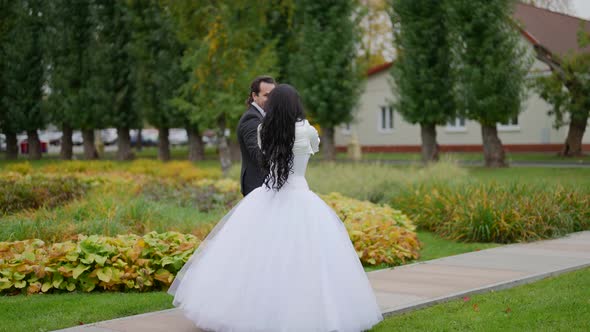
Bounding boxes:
[257,120,320,179]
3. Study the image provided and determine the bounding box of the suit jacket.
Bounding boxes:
[237,105,265,196]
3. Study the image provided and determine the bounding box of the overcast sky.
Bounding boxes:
[572,0,590,19]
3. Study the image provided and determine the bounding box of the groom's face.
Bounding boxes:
[252,82,275,109]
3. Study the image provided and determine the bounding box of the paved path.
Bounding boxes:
[55,231,590,332]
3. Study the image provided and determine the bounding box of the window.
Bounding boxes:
[446,117,466,132]
[379,106,394,132]
[498,115,520,131]
[341,122,351,135]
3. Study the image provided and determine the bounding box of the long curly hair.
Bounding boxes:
[259,84,305,191]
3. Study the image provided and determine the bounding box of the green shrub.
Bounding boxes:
[0,232,199,294]
[0,174,88,215]
[395,182,590,243]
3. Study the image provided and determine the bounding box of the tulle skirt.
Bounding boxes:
[168,177,383,332]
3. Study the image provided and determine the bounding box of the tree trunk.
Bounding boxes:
[481,124,507,168]
[420,123,440,163]
[158,127,170,161]
[187,126,204,162]
[321,126,336,161]
[5,132,18,160]
[217,117,232,176]
[82,129,98,160]
[229,138,241,163]
[560,112,588,157]
[60,123,73,160]
[27,130,42,160]
[116,127,134,161]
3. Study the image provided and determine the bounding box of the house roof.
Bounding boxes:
[514,3,590,57]
[368,2,590,77]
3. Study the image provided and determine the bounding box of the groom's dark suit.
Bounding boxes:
[237,105,265,196]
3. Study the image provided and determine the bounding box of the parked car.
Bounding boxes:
[72,131,84,146]
[130,129,158,147]
[0,134,5,151]
[39,130,63,146]
[169,128,188,146]
[101,128,118,146]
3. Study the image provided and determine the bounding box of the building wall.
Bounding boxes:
[335,57,589,151]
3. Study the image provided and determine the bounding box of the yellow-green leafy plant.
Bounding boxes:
[322,192,421,266]
[0,232,199,294]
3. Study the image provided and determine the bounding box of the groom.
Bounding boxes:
[237,76,276,196]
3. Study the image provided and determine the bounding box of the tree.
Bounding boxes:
[264,0,297,82]
[129,0,184,162]
[450,0,530,167]
[534,26,590,156]
[170,1,277,173]
[166,0,213,162]
[289,0,364,161]
[389,0,456,163]
[45,0,100,160]
[2,0,47,160]
[94,0,140,160]
[0,0,19,159]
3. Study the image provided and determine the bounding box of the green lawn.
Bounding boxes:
[0,291,174,332]
[371,267,590,332]
[2,252,586,332]
[335,151,590,163]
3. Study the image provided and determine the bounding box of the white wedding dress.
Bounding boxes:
[168,120,383,332]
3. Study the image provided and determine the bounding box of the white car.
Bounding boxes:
[39,130,63,146]
[101,128,118,145]
[169,128,188,146]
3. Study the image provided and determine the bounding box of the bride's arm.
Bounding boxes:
[308,122,320,154]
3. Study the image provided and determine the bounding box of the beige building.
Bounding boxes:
[335,3,590,152]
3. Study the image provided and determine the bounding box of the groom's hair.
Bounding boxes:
[246,76,276,105]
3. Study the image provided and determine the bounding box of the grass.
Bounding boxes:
[370,267,590,332]
[413,231,500,261]
[0,186,226,243]
[335,151,590,163]
[0,291,174,332]
[364,231,500,272]
[2,253,587,331]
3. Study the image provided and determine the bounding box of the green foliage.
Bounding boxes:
[449,0,531,126]
[129,0,184,130]
[390,0,456,125]
[0,173,88,215]
[0,232,199,294]
[395,182,590,243]
[44,0,104,131]
[0,0,47,133]
[288,0,364,130]
[169,1,278,133]
[93,0,141,130]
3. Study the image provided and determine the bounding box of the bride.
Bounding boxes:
[168,84,383,332]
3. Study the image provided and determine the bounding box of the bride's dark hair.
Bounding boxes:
[260,84,305,191]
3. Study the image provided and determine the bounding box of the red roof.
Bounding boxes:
[367,2,590,77]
